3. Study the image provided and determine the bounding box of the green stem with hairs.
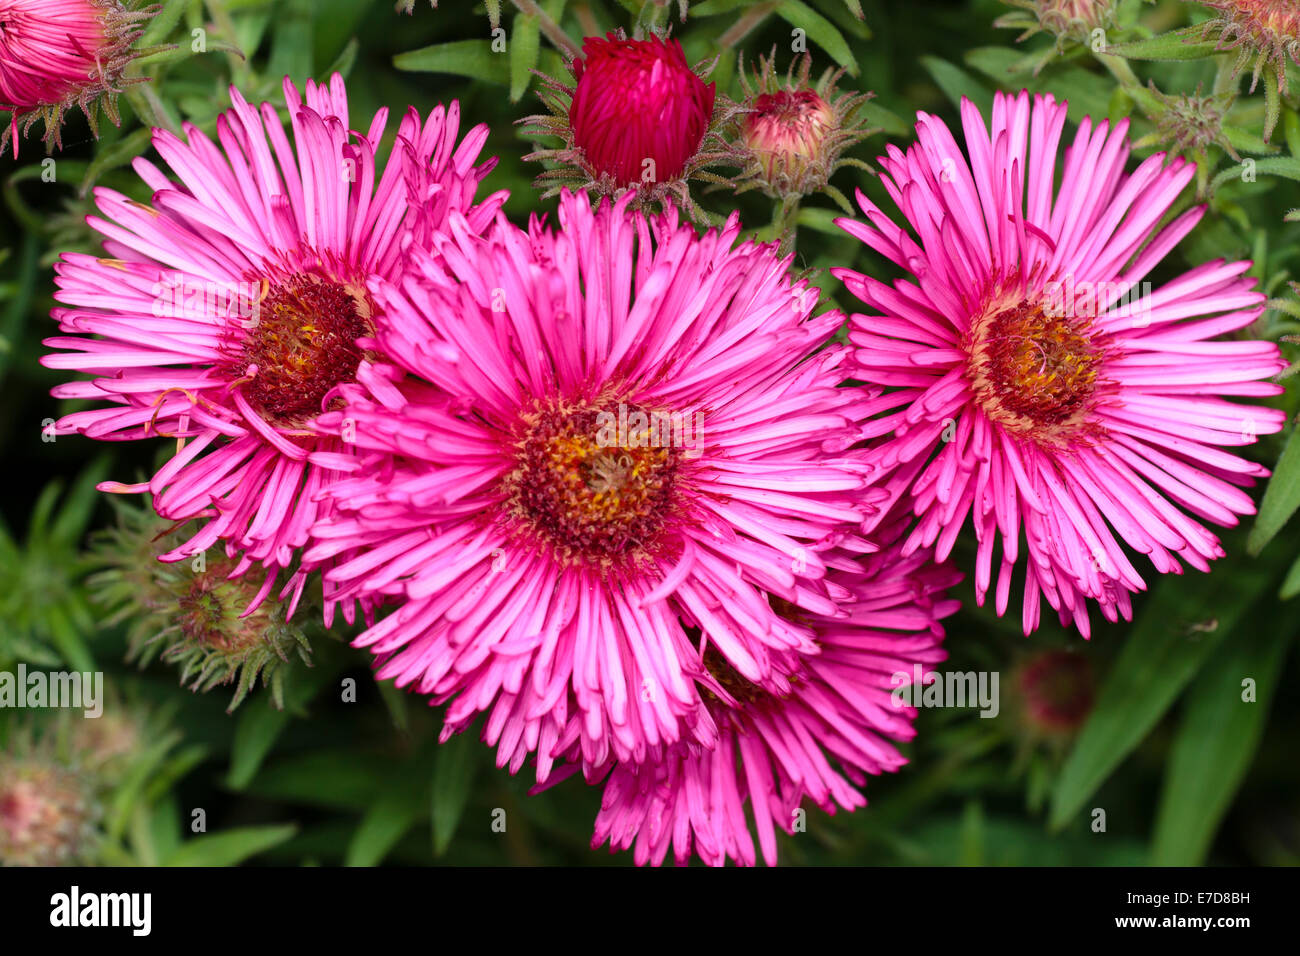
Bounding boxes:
[1096,51,1140,92]
[510,0,582,59]
[573,0,599,36]
[769,195,802,256]
[719,1,779,49]
[203,0,252,84]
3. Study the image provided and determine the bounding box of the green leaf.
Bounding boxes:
[777,0,858,76]
[377,678,411,733]
[1150,609,1295,864]
[810,0,870,39]
[266,0,314,85]
[1107,27,1220,62]
[142,744,209,805]
[226,704,292,790]
[49,457,109,548]
[9,638,61,668]
[860,100,910,138]
[323,37,360,79]
[965,45,1038,82]
[690,0,754,14]
[431,731,479,857]
[45,603,94,674]
[1221,124,1278,157]
[394,40,507,85]
[242,751,393,811]
[1210,156,1300,195]
[959,800,984,866]
[920,57,993,117]
[1048,562,1276,830]
[1248,427,1300,554]
[106,732,184,841]
[691,0,754,12]
[797,206,849,236]
[163,824,298,866]
[1284,107,1300,164]
[346,790,421,867]
[510,14,541,103]
[132,795,182,866]
[226,664,334,788]
[140,0,190,46]
[80,126,156,193]
[0,232,38,387]
[1281,550,1300,600]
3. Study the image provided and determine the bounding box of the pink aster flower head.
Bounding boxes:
[42,73,505,618]
[591,539,959,867]
[835,90,1287,638]
[1191,0,1300,95]
[522,32,728,220]
[0,0,156,155]
[307,189,885,778]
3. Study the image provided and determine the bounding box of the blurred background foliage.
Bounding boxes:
[1,0,1299,866]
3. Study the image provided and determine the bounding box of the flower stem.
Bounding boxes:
[771,195,802,256]
[720,1,780,49]
[1096,51,1140,91]
[204,0,250,83]
[573,0,599,36]
[511,0,582,59]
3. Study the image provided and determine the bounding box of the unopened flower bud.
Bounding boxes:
[0,754,98,866]
[0,0,154,154]
[1015,650,1095,736]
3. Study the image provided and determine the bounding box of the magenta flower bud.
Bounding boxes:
[0,0,154,154]
[569,33,715,189]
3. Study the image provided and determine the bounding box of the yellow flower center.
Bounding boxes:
[967,296,1102,441]
[502,399,685,567]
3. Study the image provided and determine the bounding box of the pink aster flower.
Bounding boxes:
[590,538,959,867]
[834,90,1288,637]
[0,0,153,154]
[42,73,505,615]
[306,189,883,776]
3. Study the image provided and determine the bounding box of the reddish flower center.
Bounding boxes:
[0,782,38,839]
[238,272,371,427]
[967,298,1101,440]
[503,398,684,567]
[1017,650,1094,733]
